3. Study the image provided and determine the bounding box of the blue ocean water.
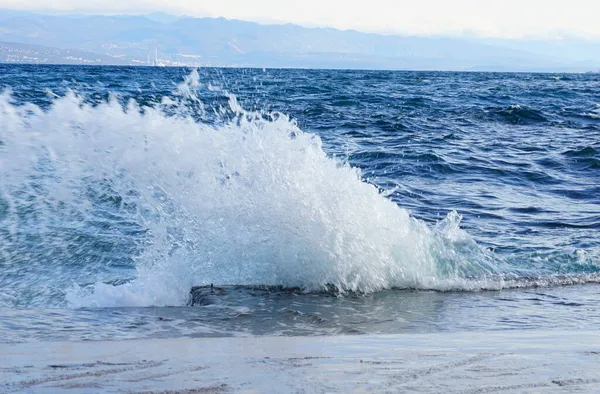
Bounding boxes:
[0,65,599,342]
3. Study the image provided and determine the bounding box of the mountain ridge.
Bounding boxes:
[0,9,598,71]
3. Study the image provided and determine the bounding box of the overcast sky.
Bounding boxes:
[1,0,599,39]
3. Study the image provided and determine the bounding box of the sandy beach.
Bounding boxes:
[2,330,600,393]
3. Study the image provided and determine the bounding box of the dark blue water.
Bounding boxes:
[1,65,599,342]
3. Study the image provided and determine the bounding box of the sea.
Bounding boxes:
[0,65,599,343]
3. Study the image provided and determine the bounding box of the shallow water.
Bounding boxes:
[0,65,599,341]
[2,285,600,343]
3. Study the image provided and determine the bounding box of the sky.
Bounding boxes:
[1,0,599,39]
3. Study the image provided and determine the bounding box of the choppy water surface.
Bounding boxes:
[0,65,599,342]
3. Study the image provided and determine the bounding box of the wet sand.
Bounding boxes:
[2,330,600,393]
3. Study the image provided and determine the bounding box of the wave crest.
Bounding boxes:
[1,72,597,308]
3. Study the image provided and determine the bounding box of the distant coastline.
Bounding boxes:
[1,10,599,72]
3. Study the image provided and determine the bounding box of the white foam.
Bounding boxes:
[1,73,506,308]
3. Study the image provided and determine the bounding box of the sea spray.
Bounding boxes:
[1,71,597,308]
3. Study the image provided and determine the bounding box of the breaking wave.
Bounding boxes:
[0,71,598,308]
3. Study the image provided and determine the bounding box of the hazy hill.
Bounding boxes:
[0,9,598,71]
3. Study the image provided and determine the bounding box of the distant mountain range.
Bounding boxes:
[0,9,599,72]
